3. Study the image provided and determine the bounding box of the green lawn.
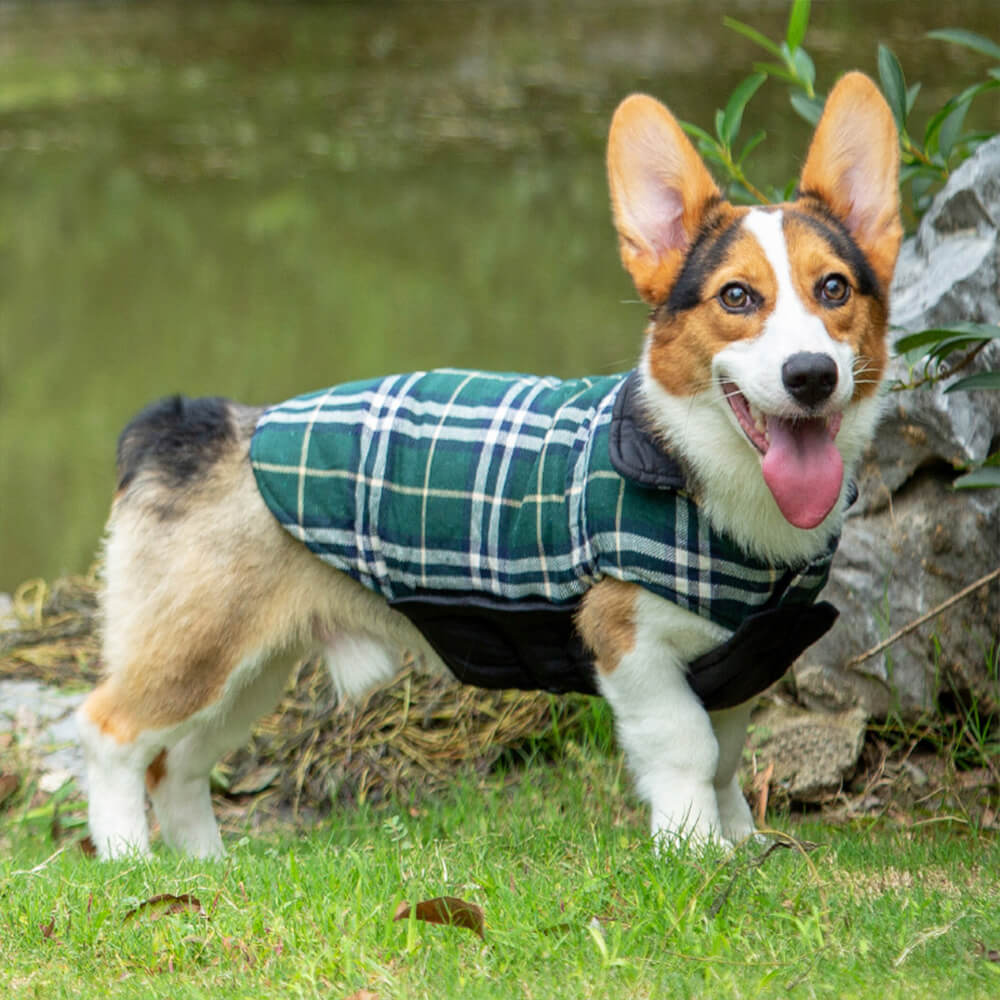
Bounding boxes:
[2,744,998,999]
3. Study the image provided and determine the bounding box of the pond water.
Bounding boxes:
[2,0,999,593]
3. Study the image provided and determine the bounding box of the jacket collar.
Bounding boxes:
[608,370,687,490]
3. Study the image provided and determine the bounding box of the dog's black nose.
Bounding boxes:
[782,352,838,408]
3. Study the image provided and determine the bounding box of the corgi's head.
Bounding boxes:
[607,73,901,562]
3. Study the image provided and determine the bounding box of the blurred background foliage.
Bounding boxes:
[1,0,999,592]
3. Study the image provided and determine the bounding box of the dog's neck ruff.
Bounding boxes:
[250,370,842,706]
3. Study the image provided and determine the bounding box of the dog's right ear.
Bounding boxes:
[607,94,720,305]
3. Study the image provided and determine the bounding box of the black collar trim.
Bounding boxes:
[608,370,687,490]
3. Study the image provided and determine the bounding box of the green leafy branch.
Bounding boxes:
[893,324,1000,489]
[683,0,1000,220]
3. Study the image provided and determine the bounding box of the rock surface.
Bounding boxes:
[795,137,1000,719]
[750,704,867,802]
[0,678,87,791]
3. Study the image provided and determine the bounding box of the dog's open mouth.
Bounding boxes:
[722,380,844,530]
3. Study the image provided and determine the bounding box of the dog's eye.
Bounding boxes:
[818,273,850,305]
[718,283,753,313]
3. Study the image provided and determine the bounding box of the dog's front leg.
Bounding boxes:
[579,582,727,848]
[711,703,755,843]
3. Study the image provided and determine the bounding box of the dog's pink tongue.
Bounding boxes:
[761,417,843,529]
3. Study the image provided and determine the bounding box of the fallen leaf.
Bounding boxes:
[40,917,56,939]
[78,836,97,858]
[393,896,485,939]
[123,893,205,924]
[0,773,20,808]
[229,765,281,796]
[975,941,1000,963]
[752,761,775,826]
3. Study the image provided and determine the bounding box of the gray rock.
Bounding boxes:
[750,704,867,802]
[795,135,1000,719]
[0,679,87,790]
[797,473,999,717]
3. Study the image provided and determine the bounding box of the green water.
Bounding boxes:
[2,0,998,593]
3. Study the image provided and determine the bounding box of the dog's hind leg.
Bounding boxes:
[145,648,298,858]
[77,683,168,858]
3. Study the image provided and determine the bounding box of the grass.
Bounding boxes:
[2,740,999,999]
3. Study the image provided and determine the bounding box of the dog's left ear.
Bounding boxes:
[798,72,902,291]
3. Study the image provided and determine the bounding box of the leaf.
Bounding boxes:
[925,337,994,364]
[679,120,716,147]
[393,896,485,939]
[721,73,766,146]
[938,101,972,161]
[925,80,1000,156]
[229,765,281,796]
[905,82,922,117]
[791,45,815,91]
[944,371,1000,393]
[737,128,767,165]
[878,44,908,131]
[974,940,1000,962]
[785,0,811,52]
[714,107,726,144]
[752,60,799,85]
[789,90,823,125]
[0,773,19,808]
[894,323,1000,354]
[723,17,783,59]
[927,28,1000,63]
[123,893,206,924]
[953,467,1000,489]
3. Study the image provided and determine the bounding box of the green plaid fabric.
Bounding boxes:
[249,370,836,633]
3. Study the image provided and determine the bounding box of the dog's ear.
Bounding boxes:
[607,94,720,305]
[798,72,902,291]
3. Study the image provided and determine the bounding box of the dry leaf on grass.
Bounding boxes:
[751,760,775,826]
[123,893,205,924]
[0,774,19,808]
[393,896,485,939]
[975,941,1000,963]
[229,765,281,796]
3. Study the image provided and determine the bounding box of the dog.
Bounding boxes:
[78,72,901,859]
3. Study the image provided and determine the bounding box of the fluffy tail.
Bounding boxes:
[115,395,235,493]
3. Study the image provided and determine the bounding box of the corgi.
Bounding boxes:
[78,72,901,859]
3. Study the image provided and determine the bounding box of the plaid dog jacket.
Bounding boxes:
[250,370,841,709]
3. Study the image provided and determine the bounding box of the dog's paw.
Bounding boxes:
[716,779,756,845]
[650,811,730,854]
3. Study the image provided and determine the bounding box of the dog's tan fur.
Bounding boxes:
[90,403,441,746]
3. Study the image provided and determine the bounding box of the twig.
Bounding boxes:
[893,914,967,968]
[890,340,990,392]
[846,566,1000,670]
[8,845,68,877]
